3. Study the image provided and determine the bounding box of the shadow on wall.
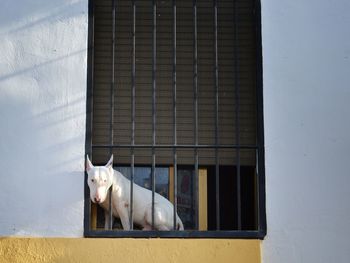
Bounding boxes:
[0,0,86,36]
[0,49,87,83]
[0,0,87,236]
[0,84,85,236]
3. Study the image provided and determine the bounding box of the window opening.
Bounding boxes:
[85,0,266,238]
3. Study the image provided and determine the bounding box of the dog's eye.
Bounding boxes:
[91,179,95,183]
[104,179,107,183]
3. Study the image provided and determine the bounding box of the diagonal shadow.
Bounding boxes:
[0,0,86,36]
[0,49,87,83]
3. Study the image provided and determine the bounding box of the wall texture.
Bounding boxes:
[262,0,350,262]
[0,0,88,236]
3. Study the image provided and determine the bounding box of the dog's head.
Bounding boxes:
[86,155,114,204]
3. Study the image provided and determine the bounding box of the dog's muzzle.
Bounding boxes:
[94,197,101,203]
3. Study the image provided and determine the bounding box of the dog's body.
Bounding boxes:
[86,155,184,231]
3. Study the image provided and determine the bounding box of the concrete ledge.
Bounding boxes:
[0,238,260,263]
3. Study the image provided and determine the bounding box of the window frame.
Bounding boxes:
[84,0,266,239]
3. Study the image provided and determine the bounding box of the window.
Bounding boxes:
[85,0,265,238]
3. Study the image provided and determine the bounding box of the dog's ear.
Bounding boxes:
[105,154,113,169]
[86,155,94,172]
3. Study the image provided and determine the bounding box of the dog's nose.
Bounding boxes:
[94,197,101,203]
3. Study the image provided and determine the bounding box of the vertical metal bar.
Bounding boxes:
[213,0,220,231]
[151,0,157,230]
[193,0,199,231]
[108,0,117,231]
[172,0,178,230]
[233,0,242,230]
[254,0,266,236]
[85,0,95,234]
[130,0,136,231]
[110,0,116,155]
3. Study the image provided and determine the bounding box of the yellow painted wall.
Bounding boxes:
[0,238,260,263]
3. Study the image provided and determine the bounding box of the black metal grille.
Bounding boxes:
[85,0,266,238]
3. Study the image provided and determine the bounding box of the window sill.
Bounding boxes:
[84,230,266,239]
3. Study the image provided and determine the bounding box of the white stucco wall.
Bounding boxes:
[0,0,88,236]
[262,0,350,262]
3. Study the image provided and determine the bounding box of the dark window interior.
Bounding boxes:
[207,166,257,230]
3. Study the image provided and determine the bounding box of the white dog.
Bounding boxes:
[86,155,184,231]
